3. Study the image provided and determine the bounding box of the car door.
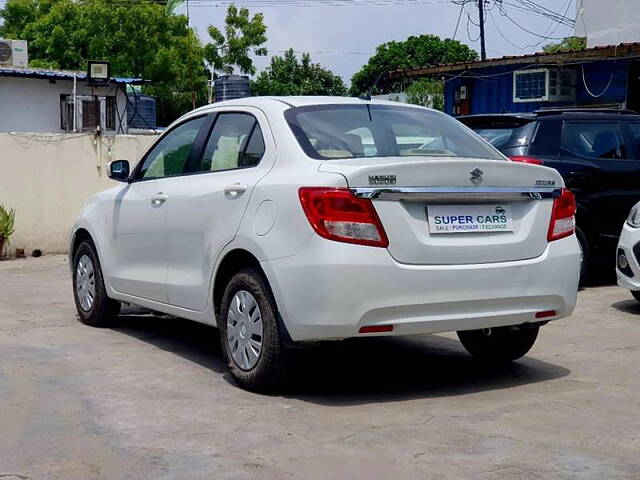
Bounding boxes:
[164,109,275,311]
[557,119,640,239]
[108,115,206,302]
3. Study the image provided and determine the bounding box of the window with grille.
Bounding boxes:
[514,69,548,102]
[60,95,118,131]
[513,68,576,103]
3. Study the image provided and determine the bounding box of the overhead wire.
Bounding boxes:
[489,0,574,51]
[504,0,574,27]
[581,64,614,98]
[496,2,569,40]
[451,2,465,40]
[488,8,528,50]
[186,0,458,6]
[466,12,481,43]
[518,0,574,50]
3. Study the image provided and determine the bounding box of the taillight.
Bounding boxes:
[548,188,576,242]
[298,187,389,248]
[509,155,544,165]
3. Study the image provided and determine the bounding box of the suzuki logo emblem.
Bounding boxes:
[469,168,484,185]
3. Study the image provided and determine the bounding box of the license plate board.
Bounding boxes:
[427,204,514,234]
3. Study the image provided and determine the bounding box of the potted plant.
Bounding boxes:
[0,204,15,258]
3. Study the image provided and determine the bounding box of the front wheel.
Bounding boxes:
[219,268,291,391]
[72,241,120,327]
[457,325,540,363]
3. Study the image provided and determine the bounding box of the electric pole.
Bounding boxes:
[478,0,487,61]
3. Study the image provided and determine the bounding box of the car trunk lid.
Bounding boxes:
[319,157,563,265]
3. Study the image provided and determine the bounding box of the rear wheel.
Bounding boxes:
[457,325,539,363]
[219,268,291,391]
[631,291,640,303]
[73,241,120,327]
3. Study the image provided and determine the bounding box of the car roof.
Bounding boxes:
[457,113,537,127]
[191,95,435,112]
[459,109,640,123]
[458,113,536,121]
[176,96,444,130]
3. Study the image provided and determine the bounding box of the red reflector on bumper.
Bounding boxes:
[359,325,394,334]
[535,310,556,319]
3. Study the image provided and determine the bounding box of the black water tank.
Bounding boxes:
[127,94,157,129]
[215,75,251,102]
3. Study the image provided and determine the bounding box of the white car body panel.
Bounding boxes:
[164,107,276,310]
[70,96,580,341]
[264,235,579,341]
[617,220,640,290]
[320,158,560,264]
[107,177,177,303]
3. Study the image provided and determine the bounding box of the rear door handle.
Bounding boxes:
[150,193,168,207]
[224,184,249,199]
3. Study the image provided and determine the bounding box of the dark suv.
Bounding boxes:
[459,109,640,279]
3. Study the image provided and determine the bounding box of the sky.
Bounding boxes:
[181,0,578,85]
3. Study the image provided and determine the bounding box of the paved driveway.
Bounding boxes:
[1,256,639,479]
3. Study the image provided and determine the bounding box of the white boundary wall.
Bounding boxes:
[575,0,640,48]
[0,76,128,134]
[0,132,156,254]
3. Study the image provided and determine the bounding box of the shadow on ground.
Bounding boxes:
[111,309,571,406]
[611,298,640,314]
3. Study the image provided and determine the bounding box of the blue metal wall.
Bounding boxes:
[444,59,629,116]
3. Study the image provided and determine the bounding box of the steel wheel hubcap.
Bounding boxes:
[76,255,96,312]
[227,290,263,371]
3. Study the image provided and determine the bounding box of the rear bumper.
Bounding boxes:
[616,223,640,290]
[262,235,580,342]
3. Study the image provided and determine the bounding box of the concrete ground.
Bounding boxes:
[0,256,639,480]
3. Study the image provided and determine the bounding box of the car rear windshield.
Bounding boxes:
[285,104,505,161]
[474,128,516,149]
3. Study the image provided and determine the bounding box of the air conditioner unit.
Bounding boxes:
[513,68,576,103]
[0,39,29,68]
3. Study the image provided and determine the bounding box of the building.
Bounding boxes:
[575,0,640,48]
[0,66,148,133]
[389,42,640,117]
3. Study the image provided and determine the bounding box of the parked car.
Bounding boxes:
[70,97,581,391]
[616,201,640,301]
[458,109,640,280]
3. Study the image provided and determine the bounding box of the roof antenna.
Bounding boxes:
[359,71,386,101]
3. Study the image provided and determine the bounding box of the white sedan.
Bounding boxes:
[70,96,581,391]
[616,202,640,301]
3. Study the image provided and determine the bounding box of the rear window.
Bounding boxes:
[560,122,628,159]
[285,104,505,161]
[474,128,516,149]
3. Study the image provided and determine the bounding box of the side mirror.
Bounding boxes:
[109,160,130,182]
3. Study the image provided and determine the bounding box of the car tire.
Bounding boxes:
[219,268,291,392]
[72,240,120,327]
[631,291,640,303]
[457,325,539,363]
[576,227,589,285]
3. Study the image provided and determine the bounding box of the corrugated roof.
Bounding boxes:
[0,66,148,85]
[389,42,640,79]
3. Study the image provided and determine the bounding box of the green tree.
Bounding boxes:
[0,0,210,125]
[350,34,477,96]
[0,0,54,39]
[405,78,444,111]
[205,4,268,75]
[542,36,586,54]
[251,48,347,96]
